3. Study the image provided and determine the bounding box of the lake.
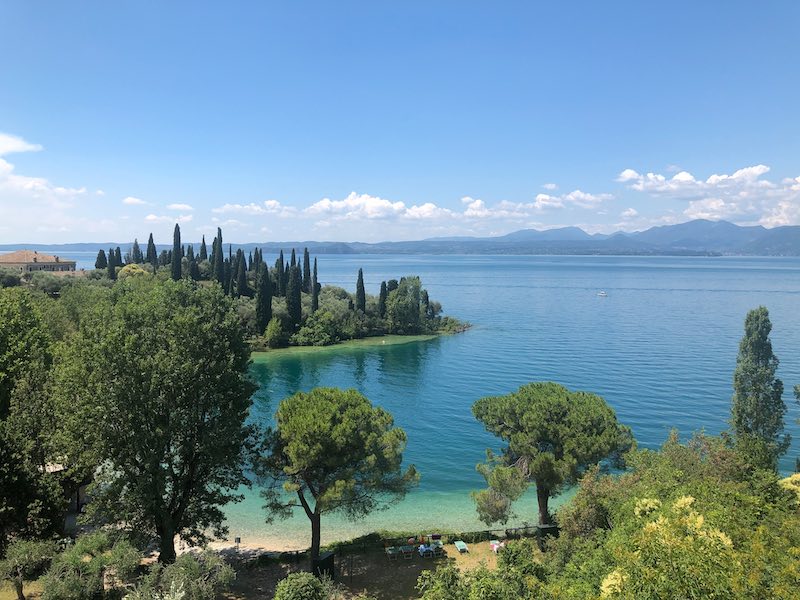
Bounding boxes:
[221,254,800,549]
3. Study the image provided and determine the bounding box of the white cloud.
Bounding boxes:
[305,192,406,220]
[619,163,800,226]
[212,200,294,216]
[0,132,42,156]
[167,203,193,211]
[122,196,147,205]
[533,194,564,210]
[542,183,558,190]
[145,214,193,224]
[620,208,639,219]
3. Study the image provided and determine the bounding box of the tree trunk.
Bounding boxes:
[157,522,177,564]
[536,482,552,525]
[14,579,24,600]
[310,511,322,564]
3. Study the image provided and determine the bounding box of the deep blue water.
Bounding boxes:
[223,255,800,548]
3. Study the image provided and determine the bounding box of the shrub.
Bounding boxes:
[265,317,288,348]
[274,572,324,600]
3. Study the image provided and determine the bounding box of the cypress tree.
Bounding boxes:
[290,248,296,269]
[131,238,143,263]
[731,306,790,469]
[286,265,302,330]
[114,247,122,267]
[378,281,387,318]
[255,264,273,334]
[199,235,208,261]
[186,244,195,262]
[248,251,254,272]
[387,279,399,293]
[223,258,231,295]
[311,258,319,313]
[107,247,116,280]
[159,250,170,267]
[95,249,108,269]
[146,233,158,270]
[356,268,366,313]
[302,248,311,293]
[235,250,249,297]
[189,260,201,281]
[213,228,224,285]
[276,251,285,296]
[171,224,182,281]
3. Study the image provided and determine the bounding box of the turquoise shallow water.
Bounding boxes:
[223,255,800,549]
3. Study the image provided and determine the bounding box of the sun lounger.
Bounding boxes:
[400,545,415,559]
[454,540,468,553]
[385,546,400,560]
[418,544,433,558]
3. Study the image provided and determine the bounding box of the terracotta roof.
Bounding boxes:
[0,249,75,264]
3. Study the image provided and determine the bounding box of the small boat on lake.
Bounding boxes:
[597,290,608,297]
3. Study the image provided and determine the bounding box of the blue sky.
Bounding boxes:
[1,1,798,243]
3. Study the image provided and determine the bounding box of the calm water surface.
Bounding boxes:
[225,255,800,547]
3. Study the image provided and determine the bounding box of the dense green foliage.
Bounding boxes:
[52,279,256,563]
[731,306,789,469]
[256,388,419,562]
[0,538,57,600]
[472,382,633,525]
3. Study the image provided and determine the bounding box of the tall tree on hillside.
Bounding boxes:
[223,258,231,295]
[235,251,248,298]
[114,247,122,268]
[289,248,296,269]
[131,239,143,264]
[53,280,256,563]
[302,248,311,293]
[275,252,285,297]
[171,224,182,281]
[378,281,387,318]
[256,388,418,563]
[189,260,200,281]
[146,233,158,270]
[198,235,207,261]
[107,248,117,281]
[94,249,107,270]
[213,228,224,285]
[286,265,302,330]
[186,244,195,262]
[255,265,272,335]
[731,306,789,470]
[311,259,319,314]
[472,382,633,525]
[356,268,366,313]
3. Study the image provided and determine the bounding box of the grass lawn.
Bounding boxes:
[251,334,439,358]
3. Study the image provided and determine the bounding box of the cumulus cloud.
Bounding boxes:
[212,200,294,216]
[619,164,800,226]
[167,203,193,211]
[0,132,43,156]
[620,208,639,219]
[542,183,558,191]
[305,192,406,220]
[122,196,147,205]
[145,213,193,224]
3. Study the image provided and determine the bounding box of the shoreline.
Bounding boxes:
[251,333,443,357]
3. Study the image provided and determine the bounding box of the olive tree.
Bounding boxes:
[256,387,419,563]
[472,382,633,525]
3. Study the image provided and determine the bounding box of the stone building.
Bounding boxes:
[0,249,76,272]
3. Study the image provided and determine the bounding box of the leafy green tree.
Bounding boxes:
[94,249,107,270]
[0,539,57,600]
[731,306,789,470]
[472,382,633,525]
[126,551,234,600]
[256,388,419,562]
[255,265,272,334]
[146,233,158,270]
[385,276,422,334]
[264,317,287,349]
[285,265,302,331]
[355,268,366,313]
[378,281,387,318]
[171,224,182,280]
[311,258,319,313]
[53,279,256,563]
[302,248,311,293]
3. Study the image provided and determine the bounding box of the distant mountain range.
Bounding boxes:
[2,220,799,256]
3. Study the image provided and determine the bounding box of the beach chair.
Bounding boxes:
[400,544,414,560]
[454,540,469,553]
[385,546,400,560]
